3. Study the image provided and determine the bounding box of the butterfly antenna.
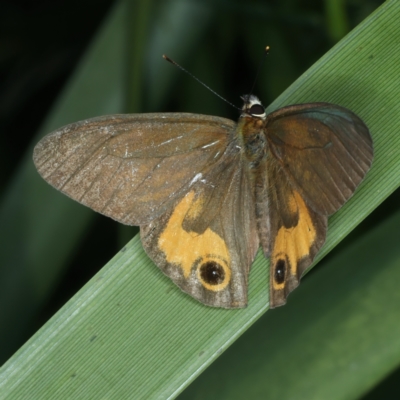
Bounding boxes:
[249,46,270,95]
[163,54,242,112]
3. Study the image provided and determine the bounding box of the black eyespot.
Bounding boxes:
[249,104,265,116]
[200,261,225,285]
[275,260,286,284]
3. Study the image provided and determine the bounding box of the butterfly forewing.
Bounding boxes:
[33,113,235,225]
[266,103,373,215]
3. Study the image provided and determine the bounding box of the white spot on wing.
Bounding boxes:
[160,135,183,146]
[202,140,219,149]
[160,138,174,145]
[190,173,203,186]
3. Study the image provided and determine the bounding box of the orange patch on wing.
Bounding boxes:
[158,191,231,289]
[272,191,316,289]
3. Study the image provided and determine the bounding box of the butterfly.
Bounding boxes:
[33,94,373,308]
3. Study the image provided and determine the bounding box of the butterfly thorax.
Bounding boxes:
[238,95,268,170]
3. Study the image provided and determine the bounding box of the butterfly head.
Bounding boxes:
[240,95,266,119]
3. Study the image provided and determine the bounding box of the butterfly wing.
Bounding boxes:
[264,103,373,307]
[266,103,373,215]
[141,143,259,308]
[33,113,235,225]
[34,112,259,308]
[267,159,327,308]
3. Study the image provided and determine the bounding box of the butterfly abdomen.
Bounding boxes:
[236,116,271,256]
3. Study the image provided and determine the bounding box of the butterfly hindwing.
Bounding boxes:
[267,159,327,308]
[141,145,259,308]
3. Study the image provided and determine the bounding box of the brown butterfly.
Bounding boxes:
[33,94,373,308]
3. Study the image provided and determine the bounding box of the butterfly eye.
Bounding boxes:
[249,104,265,117]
